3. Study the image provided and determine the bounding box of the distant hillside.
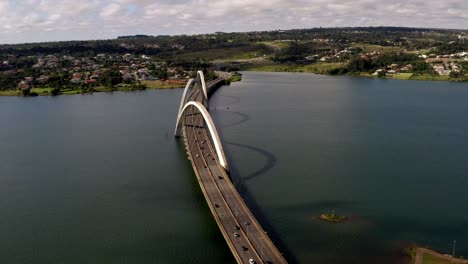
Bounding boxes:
[1,27,466,57]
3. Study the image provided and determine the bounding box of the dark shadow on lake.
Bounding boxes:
[226,141,277,181]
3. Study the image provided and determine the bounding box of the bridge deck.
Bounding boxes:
[180,81,287,264]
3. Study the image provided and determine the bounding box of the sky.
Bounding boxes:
[0,0,467,44]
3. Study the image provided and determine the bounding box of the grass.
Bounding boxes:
[358,72,374,78]
[0,90,21,96]
[352,43,405,53]
[422,253,448,264]
[390,73,414,80]
[219,52,268,61]
[176,46,271,61]
[94,86,113,92]
[242,62,348,75]
[408,247,468,264]
[140,80,184,89]
[301,63,348,74]
[0,87,55,96]
[60,89,81,95]
[410,74,452,81]
[421,252,466,264]
[226,74,242,83]
[0,81,185,97]
[31,87,54,95]
[242,62,296,72]
[260,41,291,51]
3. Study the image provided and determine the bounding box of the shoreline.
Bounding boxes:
[0,85,184,97]
[0,68,461,97]
[409,247,468,264]
[0,78,193,97]
[239,62,467,83]
[0,73,241,97]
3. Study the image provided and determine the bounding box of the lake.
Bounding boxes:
[1,72,467,263]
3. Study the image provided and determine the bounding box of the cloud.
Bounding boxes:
[100,3,121,18]
[0,0,466,44]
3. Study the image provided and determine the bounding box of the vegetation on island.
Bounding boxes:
[319,211,347,223]
[1,27,467,96]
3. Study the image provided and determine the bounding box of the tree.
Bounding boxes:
[21,88,30,96]
[412,61,433,74]
[377,70,386,78]
[101,70,122,89]
[348,57,373,73]
[137,80,147,90]
[50,87,60,96]
[449,71,461,78]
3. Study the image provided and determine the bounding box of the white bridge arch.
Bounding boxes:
[176,71,208,116]
[175,101,229,171]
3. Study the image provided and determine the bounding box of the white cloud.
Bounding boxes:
[0,0,466,44]
[100,3,121,18]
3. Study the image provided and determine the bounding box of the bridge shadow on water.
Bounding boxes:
[225,142,277,182]
[176,85,298,263]
[210,94,299,263]
[215,110,251,129]
[223,143,299,264]
[176,132,298,263]
[218,95,241,106]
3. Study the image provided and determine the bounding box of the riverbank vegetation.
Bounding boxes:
[225,72,242,84]
[0,79,181,96]
[1,27,467,96]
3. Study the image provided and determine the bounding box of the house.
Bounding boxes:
[433,65,451,75]
[144,44,160,49]
[372,69,385,76]
[71,73,82,84]
[18,81,30,90]
[37,75,50,84]
[123,53,134,61]
[451,64,461,72]
[305,55,319,61]
[122,72,134,81]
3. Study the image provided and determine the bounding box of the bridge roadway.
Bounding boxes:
[181,81,287,264]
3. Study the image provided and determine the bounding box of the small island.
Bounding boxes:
[319,212,347,223]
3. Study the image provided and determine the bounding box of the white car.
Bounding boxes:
[249,258,255,264]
